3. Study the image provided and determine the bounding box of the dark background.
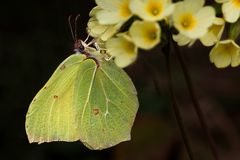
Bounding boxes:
[1,0,240,160]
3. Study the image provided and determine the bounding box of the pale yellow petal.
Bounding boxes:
[129,0,144,14]
[88,18,107,35]
[215,0,229,3]
[222,2,240,23]
[185,0,204,8]
[231,52,240,67]
[173,0,204,16]
[96,10,122,24]
[161,4,175,18]
[87,17,120,41]
[195,7,216,28]
[200,32,218,47]
[89,6,102,17]
[106,37,122,57]
[213,17,225,25]
[114,53,137,68]
[173,34,194,46]
[235,54,240,66]
[185,28,207,39]
[95,0,119,10]
[100,25,120,41]
[95,0,132,25]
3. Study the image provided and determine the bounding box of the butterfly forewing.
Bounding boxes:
[26,54,86,143]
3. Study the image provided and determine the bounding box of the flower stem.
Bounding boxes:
[172,42,219,160]
[165,50,195,160]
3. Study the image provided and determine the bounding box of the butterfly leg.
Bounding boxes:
[84,34,90,43]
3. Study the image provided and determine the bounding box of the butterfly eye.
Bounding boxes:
[74,40,84,51]
[79,44,85,52]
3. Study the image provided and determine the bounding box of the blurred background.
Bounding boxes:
[0,0,240,160]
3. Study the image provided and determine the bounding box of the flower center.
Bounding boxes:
[209,24,222,37]
[146,2,163,17]
[149,32,157,40]
[125,42,135,55]
[120,1,132,18]
[232,0,240,8]
[222,43,236,54]
[179,13,196,30]
[144,27,159,45]
[153,9,160,15]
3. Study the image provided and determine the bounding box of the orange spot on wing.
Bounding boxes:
[60,64,66,70]
[93,108,100,115]
[53,95,59,99]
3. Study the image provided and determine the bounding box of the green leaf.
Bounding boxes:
[25,54,139,150]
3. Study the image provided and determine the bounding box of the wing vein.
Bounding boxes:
[99,77,125,141]
[80,65,98,126]
[47,100,56,142]
[100,68,135,103]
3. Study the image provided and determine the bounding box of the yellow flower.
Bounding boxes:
[173,0,215,39]
[216,0,240,23]
[87,7,121,41]
[129,21,161,50]
[200,17,225,46]
[106,34,138,68]
[173,17,225,47]
[130,0,174,21]
[87,18,120,41]
[95,0,132,25]
[209,40,240,68]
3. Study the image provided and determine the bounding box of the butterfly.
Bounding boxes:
[25,15,139,150]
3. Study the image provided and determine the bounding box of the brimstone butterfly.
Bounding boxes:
[25,16,139,150]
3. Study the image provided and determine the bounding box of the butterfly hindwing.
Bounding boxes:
[74,58,138,150]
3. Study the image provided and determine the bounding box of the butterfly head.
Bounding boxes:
[73,39,85,53]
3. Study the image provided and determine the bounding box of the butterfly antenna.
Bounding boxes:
[74,14,81,42]
[68,15,76,42]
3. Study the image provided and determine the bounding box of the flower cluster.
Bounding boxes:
[87,0,240,68]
